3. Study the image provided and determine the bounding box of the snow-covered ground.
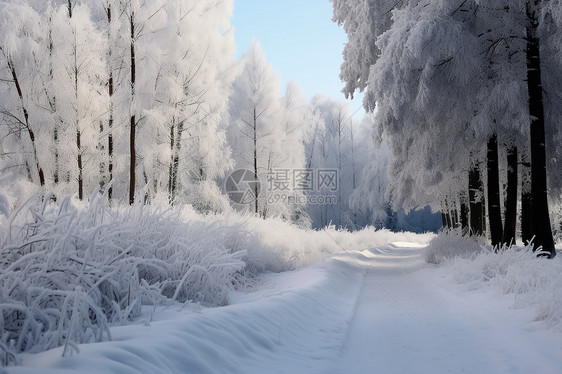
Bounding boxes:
[6,234,562,374]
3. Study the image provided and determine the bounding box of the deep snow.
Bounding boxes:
[5,235,562,374]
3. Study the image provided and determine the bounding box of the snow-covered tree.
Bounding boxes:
[0,2,46,188]
[332,0,561,255]
[50,2,106,200]
[0,0,237,209]
[228,42,283,217]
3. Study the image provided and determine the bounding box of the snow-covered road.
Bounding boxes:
[332,243,562,374]
[8,241,562,374]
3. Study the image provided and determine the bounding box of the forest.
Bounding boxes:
[332,0,562,257]
[0,0,418,232]
[1,0,562,369]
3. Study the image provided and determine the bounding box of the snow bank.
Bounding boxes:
[446,246,562,331]
[427,231,562,331]
[424,228,486,264]
[5,256,366,374]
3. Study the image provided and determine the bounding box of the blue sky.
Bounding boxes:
[231,0,365,119]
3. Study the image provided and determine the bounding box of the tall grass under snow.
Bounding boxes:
[426,230,562,331]
[0,192,248,365]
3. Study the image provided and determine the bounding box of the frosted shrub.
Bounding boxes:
[0,191,246,364]
[425,228,486,264]
[447,245,562,330]
[182,180,232,215]
[224,213,434,274]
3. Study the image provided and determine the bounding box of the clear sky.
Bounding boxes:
[231,0,365,120]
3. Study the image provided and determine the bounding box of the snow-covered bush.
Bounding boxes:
[182,180,233,215]
[446,245,562,330]
[0,191,246,364]
[425,229,486,264]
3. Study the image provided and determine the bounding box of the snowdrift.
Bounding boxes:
[426,230,562,331]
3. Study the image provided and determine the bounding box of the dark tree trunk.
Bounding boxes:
[168,120,175,204]
[253,108,259,216]
[129,12,136,205]
[441,212,448,229]
[169,119,183,205]
[460,192,469,233]
[77,129,83,200]
[129,113,136,205]
[54,127,59,184]
[47,15,59,187]
[469,163,484,236]
[502,146,518,247]
[4,54,45,187]
[526,0,555,257]
[71,12,83,201]
[487,134,503,248]
[107,4,114,200]
[521,153,533,244]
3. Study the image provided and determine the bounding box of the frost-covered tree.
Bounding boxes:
[50,3,106,200]
[228,42,283,217]
[305,95,379,229]
[308,95,353,227]
[0,0,237,211]
[0,2,45,187]
[150,0,236,207]
[332,0,561,255]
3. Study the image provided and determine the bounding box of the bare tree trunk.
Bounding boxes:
[253,108,259,216]
[107,4,114,200]
[168,120,176,204]
[526,0,555,257]
[3,53,45,187]
[70,16,83,200]
[487,134,503,248]
[502,146,518,247]
[47,12,59,187]
[129,11,136,205]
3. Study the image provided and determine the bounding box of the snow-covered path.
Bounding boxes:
[8,241,562,374]
[332,243,562,374]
